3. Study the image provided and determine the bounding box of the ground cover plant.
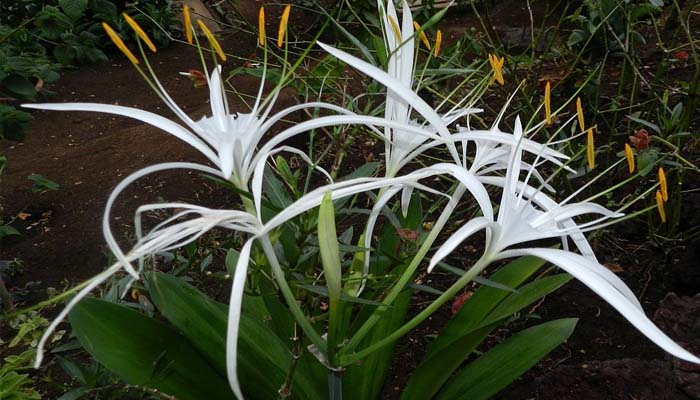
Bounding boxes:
[2,0,700,399]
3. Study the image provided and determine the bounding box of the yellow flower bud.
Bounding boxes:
[102,23,139,65]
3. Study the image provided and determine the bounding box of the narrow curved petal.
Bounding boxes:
[318,42,461,164]
[428,217,493,272]
[534,202,623,227]
[102,162,223,277]
[207,66,229,131]
[496,248,699,364]
[23,103,220,167]
[226,238,254,400]
[399,0,415,88]
[401,185,414,218]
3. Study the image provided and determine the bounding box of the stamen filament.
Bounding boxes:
[434,29,442,57]
[656,190,666,223]
[122,13,156,52]
[102,23,139,65]
[658,167,668,202]
[183,5,193,44]
[278,5,291,48]
[586,127,595,170]
[413,21,431,50]
[625,143,635,173]
[387,15,402,42]
[258,6,266,46]
[544,81,552,126]
[197,19,227,61]
[576,97,585,131]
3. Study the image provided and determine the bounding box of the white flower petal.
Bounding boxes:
[496,248,699,363]
[207,66,229,132]
[318,42,461,164]
[23,103,220,167]
[428,217,493,272]
[226,238,254,400]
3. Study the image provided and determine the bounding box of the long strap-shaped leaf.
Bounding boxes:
[146,272,326,400]
[436,318,578,400]
[68,298,233,400]
[401,273,572,400]
[427,255,547,356]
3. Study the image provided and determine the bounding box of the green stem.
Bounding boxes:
[2,278,91,319]
[278,326,303,399]
[340,184,467,354]
[338,254,492,366]
[259,234,326,352]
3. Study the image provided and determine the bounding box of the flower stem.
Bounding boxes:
[2,278,91,319]
[338,254,492,366]
[340,184,467,354]
[260,234,326,352]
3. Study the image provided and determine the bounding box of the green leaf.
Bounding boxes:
[401,325,494,400]
[324,12,376,65]
[402,272,570,400]
[627,115,661,134]
[479,273,573,327]
[436,318,578,400]
[146,272,325,400]
[343,290,411,400]
[637,148,659,177]
[2,75,37,100]
[0,225,20,239]
[262,165,293,210]
[427,256,548,357]
[59,0,88,20]
[341,161,378,181]
[53,44,77,65]
[68,298,233,400]
[89,0,118,20]
[28,174,60,192]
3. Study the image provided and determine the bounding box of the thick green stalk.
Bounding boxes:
[338,255,492,366]
[259,235,326,352]
[340,184,467,354]
[236,188,326,353]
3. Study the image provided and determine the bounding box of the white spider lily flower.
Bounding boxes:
[32,160,259,399]
[22,66,381,188]
[34,197,262,367]
[427,117,700,365]
[428,117,615,272]
[318,39,479,178]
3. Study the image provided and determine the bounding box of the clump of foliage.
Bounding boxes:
[0,0,179,141]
